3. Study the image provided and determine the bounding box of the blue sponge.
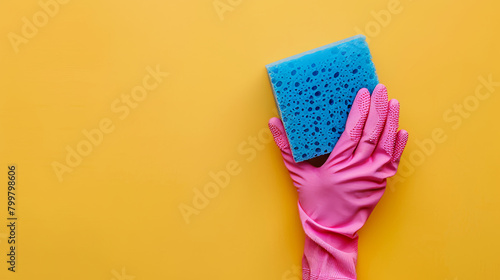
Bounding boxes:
[266,34,378,162]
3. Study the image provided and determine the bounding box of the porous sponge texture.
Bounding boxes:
[266,35,379,162]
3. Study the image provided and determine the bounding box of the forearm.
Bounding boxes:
[299,204,358,280]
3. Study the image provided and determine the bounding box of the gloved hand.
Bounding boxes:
[268,84,409,280]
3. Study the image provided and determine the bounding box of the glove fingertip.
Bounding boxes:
[392,130,409,163]
[382,100,400,155]
[374,83,388,98]
[268,117,290,151]
[347,88,370,141]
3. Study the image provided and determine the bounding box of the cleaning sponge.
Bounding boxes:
[266,34,378,162]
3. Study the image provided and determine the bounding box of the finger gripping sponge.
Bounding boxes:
[266,34,378,162]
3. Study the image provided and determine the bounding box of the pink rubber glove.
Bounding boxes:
[268,84,409,280]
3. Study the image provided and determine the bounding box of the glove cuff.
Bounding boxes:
[299,203,358,280]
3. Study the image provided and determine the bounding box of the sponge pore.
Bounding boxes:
[266,34,378,162]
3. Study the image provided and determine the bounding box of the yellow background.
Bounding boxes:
[0,0,499,279]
